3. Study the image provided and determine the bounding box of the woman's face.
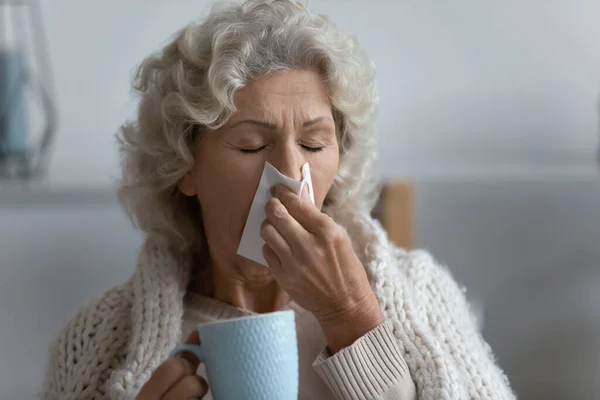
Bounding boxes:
[180,68,340,271]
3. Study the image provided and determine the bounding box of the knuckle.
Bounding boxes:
[316,217,332,237]
[319,218,345,244]
[266,198,287,218]
[260,221,272,238]
[292,195,304,212]
[329,225,346,242]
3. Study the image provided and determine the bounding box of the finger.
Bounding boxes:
[270,184,294,197]
[185,329,200,344]
[264,198,311,254]
[271,184,323,234]
[260,217,292,261]
[137,357,196,399]
[177,330,201,373]
[163,375,208,400]
[262,243,281,269]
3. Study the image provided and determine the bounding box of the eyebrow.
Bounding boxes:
[303,116,334,128]
[229,116,334,130]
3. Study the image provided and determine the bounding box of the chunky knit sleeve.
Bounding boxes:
[43,284,132,400]
[399,250,515,400]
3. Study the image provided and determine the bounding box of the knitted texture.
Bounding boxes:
[43,213,515,400]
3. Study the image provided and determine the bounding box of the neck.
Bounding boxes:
[190,256,290,314]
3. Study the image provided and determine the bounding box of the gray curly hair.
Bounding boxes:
[117,0,380,251]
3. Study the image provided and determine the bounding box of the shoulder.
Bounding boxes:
[44,282,134,400]
[363,231,476,331]
[402,250,468,302]
[372,242,516,398]
[400,249,461,288]
[388,247,471,314]
[350,212,464,297]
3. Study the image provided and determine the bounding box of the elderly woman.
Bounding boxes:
[43,1,515,399]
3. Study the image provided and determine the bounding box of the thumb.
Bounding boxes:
[177,330,201,372]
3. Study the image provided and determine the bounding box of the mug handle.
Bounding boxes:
[169,343,204,361]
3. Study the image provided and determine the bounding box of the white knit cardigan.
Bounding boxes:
[43,210,515,400]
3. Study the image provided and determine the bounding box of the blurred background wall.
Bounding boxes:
[36,0,600,185]
[1,0,599,398]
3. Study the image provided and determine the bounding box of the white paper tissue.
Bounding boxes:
[237,161,315,267]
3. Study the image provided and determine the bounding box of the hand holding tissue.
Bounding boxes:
[237,162,315,266]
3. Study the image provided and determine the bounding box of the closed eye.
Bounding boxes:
[240,145,323,154]
[302,145,324,152]
[240,146,266,154]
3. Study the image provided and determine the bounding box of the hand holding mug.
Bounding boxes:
[169,311,298,400]
[137,330,208,400]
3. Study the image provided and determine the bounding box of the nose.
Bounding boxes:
[268,142,304,181]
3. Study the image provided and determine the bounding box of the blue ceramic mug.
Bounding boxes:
[170,310,298,400]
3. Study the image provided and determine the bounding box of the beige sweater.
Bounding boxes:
[182,293,416,399]
[43,210,515,399]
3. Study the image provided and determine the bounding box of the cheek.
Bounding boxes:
[198,180,258,252]
[195,150,264,249]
